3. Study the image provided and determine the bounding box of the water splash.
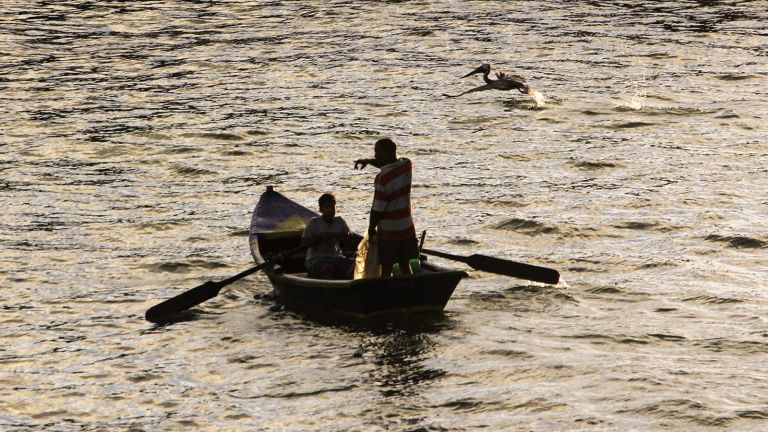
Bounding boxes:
[529,88,547,108]
[626,87,646,110]
[617,75,647,110]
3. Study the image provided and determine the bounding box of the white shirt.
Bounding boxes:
[301,216,350,261]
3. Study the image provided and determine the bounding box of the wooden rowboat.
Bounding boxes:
[248,186,467,320]
[145,186,555,323]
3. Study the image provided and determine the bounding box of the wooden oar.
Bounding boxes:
[145,244,309,322]
[420,248,560,284]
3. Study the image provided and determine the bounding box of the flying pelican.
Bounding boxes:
[444,64,530,98]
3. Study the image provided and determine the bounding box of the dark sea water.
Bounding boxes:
[2,1,767,431]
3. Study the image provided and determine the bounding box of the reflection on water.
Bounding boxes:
[359,330,446,398]
[351,319,452,431]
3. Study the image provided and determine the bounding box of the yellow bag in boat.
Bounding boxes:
[353,232,381,279]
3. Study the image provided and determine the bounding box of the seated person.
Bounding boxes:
[301,193,355,279]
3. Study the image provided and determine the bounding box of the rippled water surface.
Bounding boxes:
[2,1,767,430]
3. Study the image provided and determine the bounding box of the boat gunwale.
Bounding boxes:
[264,266,468,289]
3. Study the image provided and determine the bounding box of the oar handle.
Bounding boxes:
[216,261,268,287]
[214,241,315,285]
[421,248,468,264]
[208,241,312,287]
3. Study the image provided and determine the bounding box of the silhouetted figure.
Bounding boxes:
[354,138,419,278]
[301,193,355,279]
[444,64,530,98]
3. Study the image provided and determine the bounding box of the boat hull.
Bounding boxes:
[266,269,466,320]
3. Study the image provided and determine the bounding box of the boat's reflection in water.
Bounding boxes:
[271,300,456,398]
[350,313,456,399]
[358,327,447,398]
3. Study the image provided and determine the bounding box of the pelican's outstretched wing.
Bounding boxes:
[443,83,494,98]
[496,71,526,82]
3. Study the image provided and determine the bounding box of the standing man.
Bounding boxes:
[354,138,418,277]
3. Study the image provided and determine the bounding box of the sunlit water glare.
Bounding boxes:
[1,1,767,431]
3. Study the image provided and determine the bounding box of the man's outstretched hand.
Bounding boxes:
[354,158,374,170]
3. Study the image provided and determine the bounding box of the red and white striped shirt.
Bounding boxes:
[372,158,416,240]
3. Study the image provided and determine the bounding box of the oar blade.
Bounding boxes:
[145,281,222,323]
[143,243,311,323]
[466,254,560,284]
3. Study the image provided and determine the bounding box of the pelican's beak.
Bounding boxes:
[462,66,484,78]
